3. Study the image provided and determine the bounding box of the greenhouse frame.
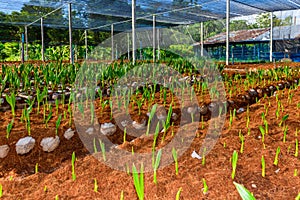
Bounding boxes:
[1,0,300,64]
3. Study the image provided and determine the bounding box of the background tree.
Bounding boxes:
[252,13,292,28]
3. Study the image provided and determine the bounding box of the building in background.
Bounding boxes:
[194,25,300,62]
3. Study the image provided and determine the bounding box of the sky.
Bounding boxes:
[0,0,29,14]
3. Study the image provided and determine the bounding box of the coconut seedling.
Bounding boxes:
[0,184,2,198]
[259,125,265,144]
[233,182,256,200]
[94,178,98,192]
[261,155,266,177]
[202,178,208,194]
[279,114,289,127]
[132,163,144,200]
[172,147,179,175]
[239,130,244,154]
[295,139,299,157]
[153,149,162,184]
[35,163,39,174]
[5,92,16,117]
[283,125,288,143]
[55,114,62,135]
[99,139,106,161]
[146,104,157,136]
[6,119,14,139]
[231,150,238,180]
[175,187,182,200]
[71,151,76,181]
[273,146,281,166]
[45,105,53,128]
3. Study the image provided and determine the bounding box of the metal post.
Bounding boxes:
[127,33,130,60]
[132,0,136,64]
[270,12,273,62]
[200,22,204,57]
[153,15,156,62]
[226,0,230,65]
[25,26,28,61]
[111,24,114,61]
[241,44,244,60]
[253,44,256,60]
[68,3,73,64]
[41,17,45,62]
[21,33,25,63]
[85,30,88,60]
[157,28,160,60]
[116,43,118,59]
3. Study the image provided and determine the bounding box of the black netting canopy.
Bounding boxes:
[1,0,300,31]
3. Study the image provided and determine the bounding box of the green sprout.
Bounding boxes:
[231,150,238,180]
[273,146,280,166]
[94,178,98,192]
[6,119,14,139]
[172,147,179,175]
[5,93,16,117]
[132,163,144,200]
[153,149,162,184]
[261,155,266,177]
[146,104,158,136]
[202,178,208,194]
[71,151,76,181]
[233,182,256,200]
[175,187,182,200]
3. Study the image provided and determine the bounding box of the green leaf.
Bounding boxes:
[175,187,182,200]
[295,192,300,200]
[282,114,289,122]
[154,149,162,170]
[132,164,144,200]
[259,125,265,135]
[149,104,158,120]
[231,150,238,179]
[0,184,2,197]
[233,182,256,200]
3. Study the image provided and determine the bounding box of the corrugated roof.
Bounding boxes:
[195,25,300,45]
[203,28,268,44]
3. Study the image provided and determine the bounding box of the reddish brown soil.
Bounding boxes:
[223,61,300,78]
[0,63,299,199]
[223,61,300,69]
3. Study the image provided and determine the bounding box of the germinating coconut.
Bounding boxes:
[0,145,9,158]
[16,136,35,155]
[100,123,116,136]
[40,136,60,152]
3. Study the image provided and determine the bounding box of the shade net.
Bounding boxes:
[1,0,300,62]
[1,0,300,30]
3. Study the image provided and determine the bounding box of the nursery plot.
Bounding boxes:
[0,61,299,199]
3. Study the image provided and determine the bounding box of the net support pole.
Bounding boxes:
[153,15,156,62]
[68,2,74,64]
[132,0,136,64]
[111,24,114,61]
[85,30,88,60]
[200,22,204,57]
[157,28,160,60]
[41,17,45,62]
[226,0,230,65]
[270,12,273,62]
[21,33,25,63]
[127,33,130,60]
[25,26,28,61]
